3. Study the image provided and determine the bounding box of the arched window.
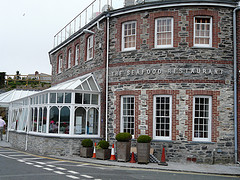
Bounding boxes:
[33,108,38,132]
[67,48,72,69]
[60,106,70,134]
[42,107,47,133]
[87,108,98,135]
[58,55,63,74]
[49,106,59,133]
[75,44,79,66]
[74,107,86,135]
[38,108,42,132]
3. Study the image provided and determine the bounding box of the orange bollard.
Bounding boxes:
[110,144,116,161]
[129,152,136,163]
[92,142,96,158]
[158,147,168,166]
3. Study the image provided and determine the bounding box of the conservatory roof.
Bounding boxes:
[0,89,38,107]
[44,73,100,92]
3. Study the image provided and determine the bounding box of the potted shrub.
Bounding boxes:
[96,140,111,160]
[116,132,132,162]
[80,139,93,158]
[137,135,152,164]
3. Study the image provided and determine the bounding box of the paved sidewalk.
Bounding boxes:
[49,154,240,176]
[0,135,11,148]
[0,138,239,176]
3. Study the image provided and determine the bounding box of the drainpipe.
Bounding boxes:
[233,2,240,164]
[105,14,110,141]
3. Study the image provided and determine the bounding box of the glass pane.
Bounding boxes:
[65,93,71,103]
[50,93,56,103]
[38,108,42,133]
[49,106,59,133]
[57,93,64,103]
[33,108,38,132]
[45,93,48,103]
[88,77,98,91]
[75,93,82,104]
[59,107,70,134]
[42,107,47,133]
[84,94,91,104]
[74,107,86,135]
[82,81,90,91]
[87,108,98,135]
[91,94,98,105]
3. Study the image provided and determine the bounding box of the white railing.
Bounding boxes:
[53,0,126,47]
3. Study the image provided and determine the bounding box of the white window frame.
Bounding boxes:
[155,17,173,48]
[87,35,93,61]
[58,55,63,74]
[122,21,136,51]
[192,96,212,142]
[153,95,172,140]
[75,44,79,66]
[194,16,212,48]
[67,48,72,69]
[121,96,135,138]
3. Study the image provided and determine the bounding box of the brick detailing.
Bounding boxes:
[146,90,179,140]
[186,9,221,48]
[109,79,226,86]
[115,14,141,52]
[149,11,180,48]
[186,90,220,142]
[114,90,141,138]
[109,59,232,67]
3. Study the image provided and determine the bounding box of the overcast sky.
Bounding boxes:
[0,0,91,75]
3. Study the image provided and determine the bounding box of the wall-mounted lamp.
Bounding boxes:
[83,29,95,34]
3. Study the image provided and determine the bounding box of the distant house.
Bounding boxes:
[27,71,51,83]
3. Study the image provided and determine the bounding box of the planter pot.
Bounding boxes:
[137,142,150,164]
[80,147,93,158]
[116,141,131,162]
[96,149,111,160]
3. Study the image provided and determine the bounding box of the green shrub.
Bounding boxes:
[81,139,93,147]
[116,132,132,142]
[137,135,152,143]
[97,140,109,149]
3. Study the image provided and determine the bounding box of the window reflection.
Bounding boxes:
[74,107,86,135]
[60,107,70,134]
[49,106,59,133]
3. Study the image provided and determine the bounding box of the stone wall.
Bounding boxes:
[8,131,102,156]
[48,4,236,163]
[107,6,235,164]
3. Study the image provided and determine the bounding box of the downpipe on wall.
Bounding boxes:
[233,1,240,164]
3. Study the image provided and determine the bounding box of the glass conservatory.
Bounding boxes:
[3,73,101,138]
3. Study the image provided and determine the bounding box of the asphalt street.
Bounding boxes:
[0,147,238,180]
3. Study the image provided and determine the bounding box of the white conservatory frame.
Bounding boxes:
[2,73,101,138]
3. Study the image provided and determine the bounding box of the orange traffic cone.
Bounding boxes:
[92,142,96,158]
[158,147,168,166]
[129,152,136,163]
[110,144,116,161]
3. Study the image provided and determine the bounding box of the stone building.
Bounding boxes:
[3,0,240,164]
